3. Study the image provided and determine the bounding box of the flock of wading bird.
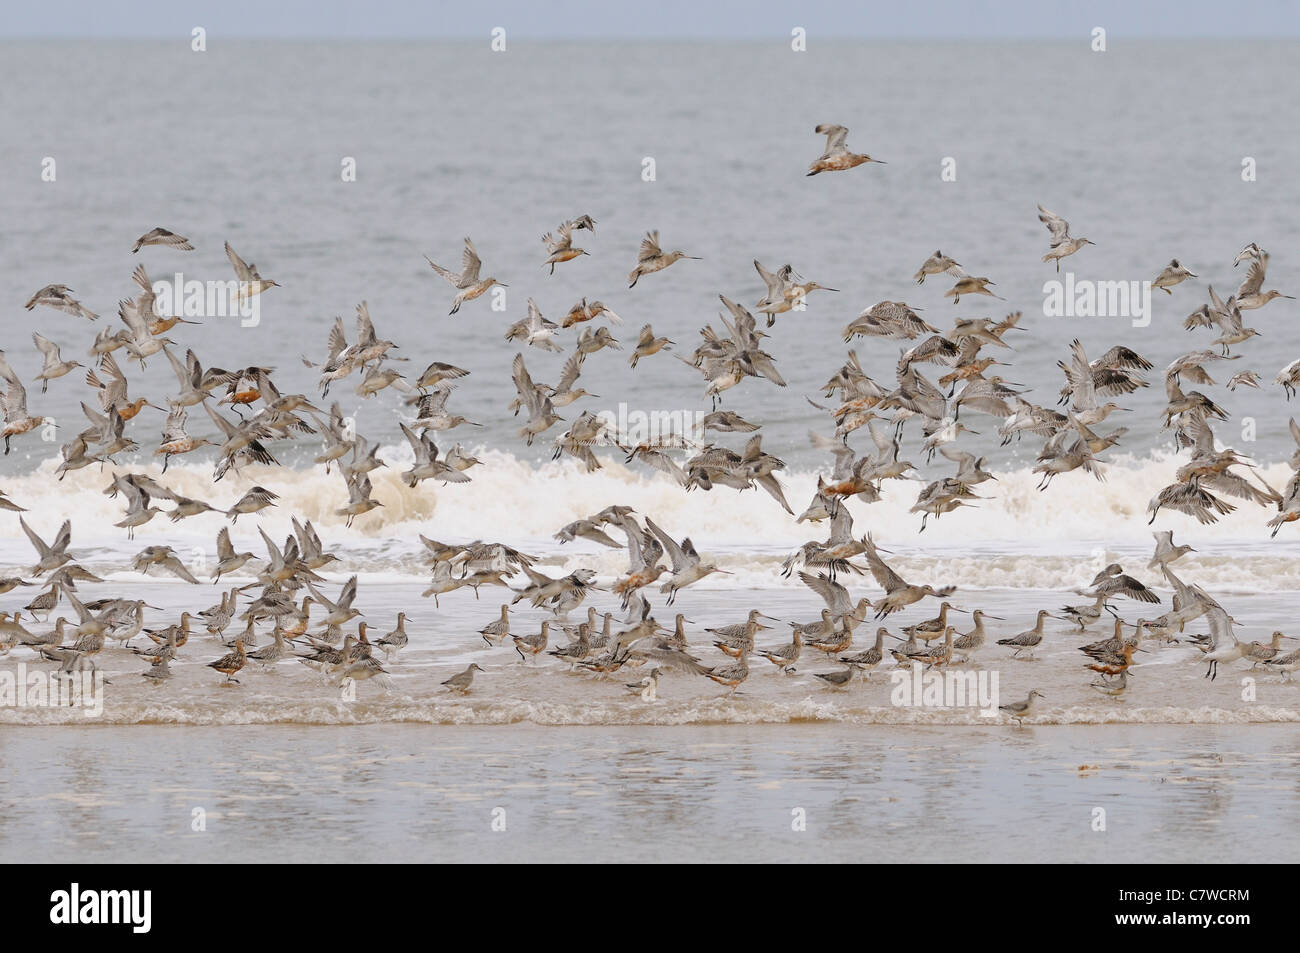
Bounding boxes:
[2,124,1300,717]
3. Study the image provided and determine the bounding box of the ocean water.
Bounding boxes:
[4,724,1298,863]
[0,39,1298,860]
[0,41,1294,569]
[1,39,1299,470]
[0,570,1297,727]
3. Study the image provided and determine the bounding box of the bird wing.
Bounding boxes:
[216,526,235,561]
[32,332,59,362]
[424,256,457,285]
[355,301,377,345]
[556,349,585,393]
[51,519,72,555]
[338,575,358,609]
[798,571,849,615]
[637,231,662,263]
[0,359,28,420]
[162,555,199,584]
[511,352,535,401]
[1205,605,1236,650]
[1065,338,1097,410]
[1206,285,1231,324]
[1235,255,1267,298]
[203,401,236,438]
[753,259,783,297]
[225,242,253,281]
[863,540,906,592]
[644,517,691,572]
[938,444,976,469]
[117,296,150,339]
[1037,205,1071,246]
[19,516,51,557]
[815,123,849,156]
[400,422,431,465]
[461,238,483,282]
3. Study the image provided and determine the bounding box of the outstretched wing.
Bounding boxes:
[1037,205,1071,246]
[461,238,483,282]
[225,241,253,281]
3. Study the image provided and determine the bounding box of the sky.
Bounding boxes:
[2,0,1298,39]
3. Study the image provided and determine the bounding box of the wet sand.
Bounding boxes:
[1,723,1295,862]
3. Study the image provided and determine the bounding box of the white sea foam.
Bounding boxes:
[0,448,1295,590]
[0,447,1294,545]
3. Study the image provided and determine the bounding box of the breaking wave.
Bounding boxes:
[0,447,1294,593]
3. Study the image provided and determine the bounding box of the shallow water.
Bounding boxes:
[1,578,1296,726]
[1,723,1294,862]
